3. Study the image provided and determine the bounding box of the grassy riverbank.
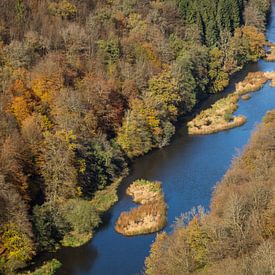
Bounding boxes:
[115,180,167,236]
[21,259,61,275]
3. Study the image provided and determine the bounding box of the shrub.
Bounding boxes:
[61,199,100,234]
[32,203,70,251]
[23,259,61,275]
[48,1,77,20]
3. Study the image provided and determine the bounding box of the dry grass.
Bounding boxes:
[188,94,246,135]
[145,111,275,275]
[188,71,275,135]
[115,180,167,236]
[126,179,162,204]
[235,72,268,95]
[264,71,275,87]
[241,94,251,100]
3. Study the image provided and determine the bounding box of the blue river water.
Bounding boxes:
[55,2,275,274]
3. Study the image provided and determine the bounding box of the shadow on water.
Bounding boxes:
[52,2,275,274]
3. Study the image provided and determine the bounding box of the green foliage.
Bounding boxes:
[32,203,70,251]
[15,0,26,23]
[61,199,100,234]
[24,259,61,275]
[147,69,182,120]
[98,39,120,65]
[117,100,155,158]
[77,138,128,196]
[209,47,229,93]
[173,45,209,103]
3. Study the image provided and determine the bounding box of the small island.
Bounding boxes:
[188,71,275,135]
[115,180,167,236]
[187,94,247,135]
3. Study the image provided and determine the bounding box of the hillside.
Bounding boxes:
[145,110,275,275]
[0,0,271,273]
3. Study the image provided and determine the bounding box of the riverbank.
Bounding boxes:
[145,110,275,275]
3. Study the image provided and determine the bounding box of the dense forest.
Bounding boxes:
[145,110,275,275]
[0,0,271,273]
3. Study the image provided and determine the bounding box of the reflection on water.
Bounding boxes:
[55,2,275,274]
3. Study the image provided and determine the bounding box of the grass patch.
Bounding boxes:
[115,180,167,236]
[22,259,61,275]
[61,232,92,247]
[91,178,123,213]
[61,178,124,247]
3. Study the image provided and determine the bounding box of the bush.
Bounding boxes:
[23,259,61,275]
[32,203,70,251]
[61,199,100,234]
[0,223,35,272]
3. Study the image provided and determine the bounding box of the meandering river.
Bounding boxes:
[55,2,275,274]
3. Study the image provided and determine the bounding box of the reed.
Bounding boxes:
[264,71,275,87]
[188,70,275,135]
[187,94,246,135]
[115,180,167,236]
[241,94,251,100]
[235,72,268,95]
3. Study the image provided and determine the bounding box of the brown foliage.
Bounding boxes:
[146,110,275,274]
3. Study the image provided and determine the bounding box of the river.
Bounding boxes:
[54,2,275,274]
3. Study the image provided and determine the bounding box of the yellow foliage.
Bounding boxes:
[55,130,77,150]
[48,0,77,19]
[1,223,35,264]
[141,42,161,69]
[11,96,31,124]
[31,74,63,103]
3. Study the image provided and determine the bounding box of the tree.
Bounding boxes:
[32,203,70,251]
[61,199,100,234]
[1,223,35,271]
[209,47,229,93]
[38,131,77,203]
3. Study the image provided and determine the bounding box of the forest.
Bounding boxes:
[0,0,271,273]
[145,110,275,275]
